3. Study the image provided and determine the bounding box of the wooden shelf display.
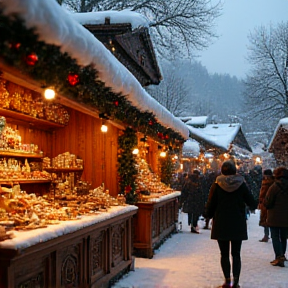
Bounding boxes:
[0,108,65,131]
[0,150,43,159]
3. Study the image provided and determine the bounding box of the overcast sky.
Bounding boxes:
[199,0,288,79]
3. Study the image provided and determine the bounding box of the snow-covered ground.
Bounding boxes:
[112,210,288,288]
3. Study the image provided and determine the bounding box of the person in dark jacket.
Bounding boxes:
[180,170,204,233]
[258,169,274,242]
[205,160,257,288]
[264,166,288,267]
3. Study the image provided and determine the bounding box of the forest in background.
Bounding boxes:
[148,59,277,150]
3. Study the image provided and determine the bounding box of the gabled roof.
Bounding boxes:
[268,118,288,164]
[186,123,252,153]
[72,11,162,86]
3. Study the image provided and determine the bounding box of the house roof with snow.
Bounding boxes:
[186,123,252,154]
[268,117,288,165]
[0,0,188,141]
[72,11,162,87]
[178,116,208,127]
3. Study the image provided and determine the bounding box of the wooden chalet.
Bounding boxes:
[268,117,288,166]
[72,11,162,87]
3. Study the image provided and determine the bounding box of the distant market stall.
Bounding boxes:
[0,0,188,286]
[268,117,288,166]
[181,120,253,173]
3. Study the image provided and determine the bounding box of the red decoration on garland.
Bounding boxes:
[157,132,163,138]
[26,53,38,66]
[125,185,132,194]
[9,42,21,49]
[114,100,119,106]
[148,120,154,125]
[67,73,80,86]
[165,135,169,139]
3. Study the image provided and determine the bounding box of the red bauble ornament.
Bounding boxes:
[148,120,154,126]
[67,73,80,86]
[165,135,169,139]
[114,100,119,106]
[157,132,163,138]
[26,53,38,66]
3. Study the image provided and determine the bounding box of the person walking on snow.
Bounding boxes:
[205,160,257,288]
[258,169,274,242]
[264,166,288,267]
[180,170,204,233]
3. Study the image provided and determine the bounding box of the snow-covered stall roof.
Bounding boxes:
[1,0,189,140]
[182,138,200,158]
[268,117,288,152]
[187,123,242,152]
[71,10,149,30]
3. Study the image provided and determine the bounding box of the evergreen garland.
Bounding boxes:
[0,9,185,148]
[117,127,138,204]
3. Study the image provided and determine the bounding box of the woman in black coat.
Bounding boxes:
[205,160,257,288]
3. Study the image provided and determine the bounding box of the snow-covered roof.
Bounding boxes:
[182,138,200,158]
[268,117,288,151]
[1,0,188,140]
[186,116,208,126]
[187,123,241,152]
[71,10,149,30]
[178,116,208,125]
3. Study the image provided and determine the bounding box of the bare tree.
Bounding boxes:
[146,61,190,116]
[61,0,222,59]
[244,21,288,128]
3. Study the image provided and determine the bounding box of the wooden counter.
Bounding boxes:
[0,206,137,288]
[133,191,180,258]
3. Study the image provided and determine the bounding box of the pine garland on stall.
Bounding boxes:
[117,127,138,204]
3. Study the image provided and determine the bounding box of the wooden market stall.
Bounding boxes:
[0,1,189,287]
[268,117,288,166]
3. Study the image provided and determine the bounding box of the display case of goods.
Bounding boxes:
[0,117,51,194]
[135,154,175,202]
[132,154,180,258]
[0,79,70,127]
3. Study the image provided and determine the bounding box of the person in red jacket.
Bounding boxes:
[264,166,288,267]
[205,160,257,288]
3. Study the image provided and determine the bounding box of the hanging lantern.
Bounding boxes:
[26,53,38,66]
[67,73,80,86]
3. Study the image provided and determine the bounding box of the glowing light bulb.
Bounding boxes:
[101,124,108,132]
[132,148,139,155]
[44,88,55,100]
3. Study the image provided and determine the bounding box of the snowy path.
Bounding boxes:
[111,210,288,288]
